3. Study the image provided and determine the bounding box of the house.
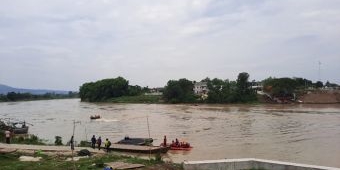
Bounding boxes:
[194,82,209,96]
[145,87,163,95]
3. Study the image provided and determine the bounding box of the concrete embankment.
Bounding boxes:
[184,158,340,170]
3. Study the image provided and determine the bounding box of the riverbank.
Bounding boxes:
[299,90,340,104]
[108,95,163,103]
[0,143,183,170]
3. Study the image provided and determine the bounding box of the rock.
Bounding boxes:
[19,156,42,162]
[66,156,89,161]
[78,149,91,156]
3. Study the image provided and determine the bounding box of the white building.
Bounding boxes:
[194,82,209,95]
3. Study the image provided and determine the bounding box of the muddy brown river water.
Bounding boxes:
[1,99,340,167]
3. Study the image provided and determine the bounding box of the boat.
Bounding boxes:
[0,120,29,134]
[161,142,193,151]
[108,143,169,154]
[90,115,101,119]
[116,136,153,146]
[12,126,29,134]
[169,145,193,151]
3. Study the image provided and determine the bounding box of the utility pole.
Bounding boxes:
[318,61,321,82]
[71,120,81,170]
[146,115,151,161]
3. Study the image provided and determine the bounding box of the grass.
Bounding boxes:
[0,152,183,170]
[108,95,163,103]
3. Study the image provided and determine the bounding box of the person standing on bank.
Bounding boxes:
[5,130,11,144]
[105,138,111,152]
[91,135,96,149]
[163,135,167,146]
[97,136,102,150]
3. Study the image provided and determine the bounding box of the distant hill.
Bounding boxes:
[0,84,69,95]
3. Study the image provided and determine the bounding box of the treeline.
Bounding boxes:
[79,72,257,103]
[262,77,338,98]
[0,91,78,102]
[163,72,257,103]
[79,74,339,103]
[79,77,148,102]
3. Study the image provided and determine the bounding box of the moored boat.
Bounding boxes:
[108,143,169,153]
[0,120,29,134]
[12,126,29,134]
[90,115,101,119]
[116,136,153,146]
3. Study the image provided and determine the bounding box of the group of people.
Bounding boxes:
[162,135,191,148]
[91,135,111,152]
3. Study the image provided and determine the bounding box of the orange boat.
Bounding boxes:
[161,142,193,151]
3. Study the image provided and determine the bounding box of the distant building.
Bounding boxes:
[145,87,163,95]
[194,82,209,96]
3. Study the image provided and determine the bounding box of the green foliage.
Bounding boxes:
[234,72,257,103]
[206,78,234,103]
[79,77,148,102]
[94,159,104,168]
[0,92,78,102]
[315,81,323,88]
[0,152,182,170]
[79,140,91,147]
[263,77,298,98]
[163,79,196,103]
[154,152,162,162]
[10,134,46,145]
[54,136,63,146]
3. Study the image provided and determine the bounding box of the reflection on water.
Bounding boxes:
[1,99,340,167]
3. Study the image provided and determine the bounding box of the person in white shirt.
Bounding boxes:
[5,130,11,144]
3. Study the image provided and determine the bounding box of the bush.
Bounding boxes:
[55,136,63,145]
[94,159,104,168]
[155,152,162,162]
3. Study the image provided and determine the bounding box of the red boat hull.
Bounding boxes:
[161,144,193,151]
[170,146,193,151]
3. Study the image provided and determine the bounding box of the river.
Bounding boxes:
[1,99,340,167]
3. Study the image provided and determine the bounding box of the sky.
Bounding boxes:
[0,0,339,91]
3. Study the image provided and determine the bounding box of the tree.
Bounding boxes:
[263,77,297,98]
[234,72,257,102]
[163,79,196,103]
[315,81,323,88]
[206,78,233,103]
[79,77,130,102]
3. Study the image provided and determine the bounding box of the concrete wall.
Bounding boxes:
[184,158,340,170]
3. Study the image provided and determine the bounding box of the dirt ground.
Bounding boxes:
[300,90,340,104]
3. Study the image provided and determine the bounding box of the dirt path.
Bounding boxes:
[0,143,106,155]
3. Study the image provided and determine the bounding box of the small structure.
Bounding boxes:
[194,82,209,100]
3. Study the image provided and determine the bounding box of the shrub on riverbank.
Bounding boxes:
[11,135,46,145]
[0,133,45,145]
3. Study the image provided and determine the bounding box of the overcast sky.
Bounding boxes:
[1,0,339,91]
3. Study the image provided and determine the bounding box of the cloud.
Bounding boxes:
[0,0,339,90]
